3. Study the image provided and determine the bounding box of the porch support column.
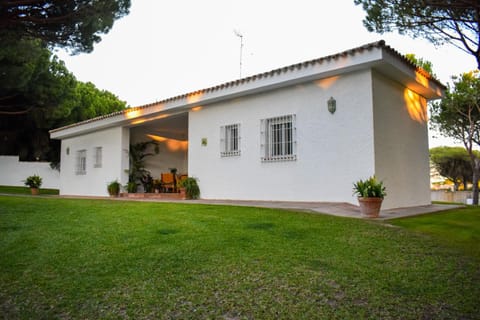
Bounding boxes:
[120,127,130,187]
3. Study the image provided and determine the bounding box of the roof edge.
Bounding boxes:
[50,40,445,135]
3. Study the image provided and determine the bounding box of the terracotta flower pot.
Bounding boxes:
[30,188,39,195]
[179,187,186,199]
[358,197,383,218]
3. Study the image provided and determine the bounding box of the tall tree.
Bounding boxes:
[430,146,474,190]
[354,0,480,68]
[0,39,126,162]
[0,38,76,117]
[430,70,480,203]
[0,0,131,54]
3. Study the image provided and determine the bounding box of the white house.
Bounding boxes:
[50,41,445,209]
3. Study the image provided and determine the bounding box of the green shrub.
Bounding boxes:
[126,181,137,193]
[24,175,42,188]
[107,180,121,196]
[353,176,386,198]
[180,177,200,199]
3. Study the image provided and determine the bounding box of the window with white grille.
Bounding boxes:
[220,123,241,157]
[76,149,87,175]
[94,147,102,168]
[261,114,296,162]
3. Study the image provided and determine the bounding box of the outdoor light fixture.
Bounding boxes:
[327,97,336,114]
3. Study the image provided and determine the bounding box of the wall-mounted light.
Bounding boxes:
[327,96,336,114]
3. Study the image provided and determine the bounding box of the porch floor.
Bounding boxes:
[119,192,185,200]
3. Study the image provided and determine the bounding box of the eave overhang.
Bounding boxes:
[50,40,445,140]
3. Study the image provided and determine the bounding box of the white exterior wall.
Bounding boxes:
[372,72,431,209]
[188,70,375,204]
[0,156,60,189]
[59,126,128,196]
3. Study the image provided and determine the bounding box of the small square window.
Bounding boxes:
[261,114,296,162]
[220,124,241,157]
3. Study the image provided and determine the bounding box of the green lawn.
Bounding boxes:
[391,206,480,260]
[0,185,59,195]
[0,196,478,319]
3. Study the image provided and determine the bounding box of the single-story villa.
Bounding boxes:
[50,40,445,209]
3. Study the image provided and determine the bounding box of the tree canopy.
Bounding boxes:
[0,38,76,118]
[430,70,480,203]
[354,0,480,68]
[0,40,127,162]
[0,0,131,54]
[0,0,130,165]
[430,146,474,190]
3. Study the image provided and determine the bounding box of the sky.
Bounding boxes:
[56,0,476,147]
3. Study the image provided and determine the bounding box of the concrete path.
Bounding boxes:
[181,199,464,220]
[103,197,464,220]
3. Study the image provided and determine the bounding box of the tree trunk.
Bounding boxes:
[472,159,480,205]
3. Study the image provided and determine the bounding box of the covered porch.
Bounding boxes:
[125,111,189,197]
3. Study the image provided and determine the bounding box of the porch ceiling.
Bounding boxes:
[130,112,188,141]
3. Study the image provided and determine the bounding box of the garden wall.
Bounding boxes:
[0,156,60,189]
[431,190,472,204]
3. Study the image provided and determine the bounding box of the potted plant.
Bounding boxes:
[24,174,42,195]
[153,179,162,193]
[126,181,138,193]
[179,177,200,199]
[107,180,121,197]
[140,172,154,193]
[128,140,159,192]
[353,176,386,218]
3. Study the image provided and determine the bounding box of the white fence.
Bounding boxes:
[431,190,472,204]
[0,156,60,189]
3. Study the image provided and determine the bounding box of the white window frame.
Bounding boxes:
[220,123,241,157]
[261,114,296,162]
[76,149,87,175]
[93,146,102,168]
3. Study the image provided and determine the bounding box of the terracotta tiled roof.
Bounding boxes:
[50,40,444,134]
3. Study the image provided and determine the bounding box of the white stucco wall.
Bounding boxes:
[372,71,431,209]
[188,70,376,204]
[59,126,128,196]
[0,156,60,189]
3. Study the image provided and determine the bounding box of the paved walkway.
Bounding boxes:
[103,196,463,220]
[179,199,464,220]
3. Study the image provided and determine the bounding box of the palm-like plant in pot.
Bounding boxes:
[179,177,200,199]
[353,176,386,218]
[107,180,121,197]
[24,175,42,195]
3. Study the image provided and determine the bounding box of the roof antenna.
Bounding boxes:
[234,29,244,78]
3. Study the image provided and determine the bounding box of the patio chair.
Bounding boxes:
[177,174,188,187]
[161,173,175,193]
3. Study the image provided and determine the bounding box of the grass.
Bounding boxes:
[391,206,480,260]
[0,196,479,319]
[0,185,59,195]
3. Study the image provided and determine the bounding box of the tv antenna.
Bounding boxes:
[234,29,244,78]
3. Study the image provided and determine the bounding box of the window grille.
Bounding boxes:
[220,123,241,157]
[76,149,87,175]
[261,114,296,162]
[94,147,102,168]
